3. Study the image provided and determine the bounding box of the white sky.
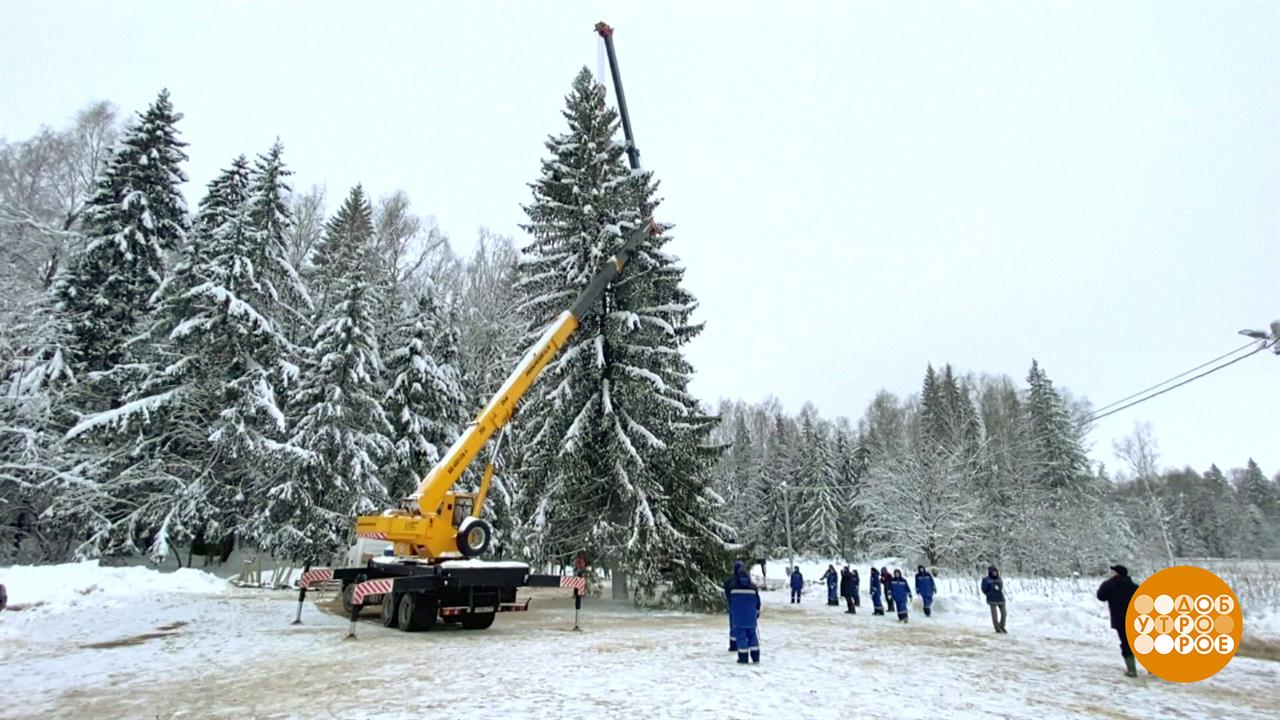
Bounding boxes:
[2,1,1276,475]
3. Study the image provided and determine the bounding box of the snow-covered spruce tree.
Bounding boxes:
[717,410,763,548]
[831,420,866,558]
[259,186,392,565]
[1024,360,1112,572]
[862,368,984,566]
[55,148,307,561]
[56,90,188,375]
[757,412,796,556]
[513,69,730,608]
[793,405,840,558]
[1025,360,1089,491]
[0,288,76,562]
[974,375,1033,568]
[382,288,465,502]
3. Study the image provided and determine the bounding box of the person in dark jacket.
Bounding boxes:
[789,566,804,603]
[821,564,839,606]
[914,565,937,617]
[868,566,884,615]
[1097,564,1140,677]
[889,569,913,622]
[727,561,762,664]
[880,567,894,612]
[839,566,857,613]
[981,565,1007,633]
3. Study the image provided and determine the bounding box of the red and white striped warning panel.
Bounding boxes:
[356,531,390,540]
[560,576,587,594]
[298,568,334,589]
[352,578,394,605]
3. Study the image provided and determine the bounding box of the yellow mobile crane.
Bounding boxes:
[327,21,652,632]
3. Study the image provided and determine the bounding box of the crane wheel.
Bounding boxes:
[396,592,437,632]
[461,611,496,630]
[380,593,399,627]
[456,518,493,558]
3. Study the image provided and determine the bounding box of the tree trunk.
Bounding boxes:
[610,566,629,601]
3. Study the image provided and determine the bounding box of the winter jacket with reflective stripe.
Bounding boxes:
[889,577,911,608]
[728,581,761,628]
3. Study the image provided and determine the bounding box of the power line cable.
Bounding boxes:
[1086,339,1275,424]
[1090,340,1259,414]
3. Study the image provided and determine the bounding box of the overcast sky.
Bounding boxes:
[2,1,1276,474]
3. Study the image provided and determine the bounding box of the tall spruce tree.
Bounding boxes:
[56,148,307,560]
[513,69,728,607]
[56,90,189,373]
[382,288,466,502]
[259,186,392,564]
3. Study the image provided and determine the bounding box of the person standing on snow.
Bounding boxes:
[789,566,804,603]
[880,567,894,613]
[869,565,884,615]
[821,564,839,606]
[727,561,762,664]
[889,569,913,622]
[981,565,1007,633]
[914,565,937,617]
[1097,564,1140,678]
[723,565,740,653]
[839,566,858,613]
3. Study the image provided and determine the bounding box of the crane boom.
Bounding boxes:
[354,20,652,561]
[413,222,653,516]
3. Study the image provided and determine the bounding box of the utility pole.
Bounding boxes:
[781,482,794,572]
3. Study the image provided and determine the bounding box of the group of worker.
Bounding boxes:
[724,560,1144,678]
[795,564,940,622]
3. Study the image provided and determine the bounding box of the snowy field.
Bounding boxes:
[2,561,1278,720]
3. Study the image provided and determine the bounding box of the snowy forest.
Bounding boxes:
[3,77,1278,612]
[708,365,1280,575]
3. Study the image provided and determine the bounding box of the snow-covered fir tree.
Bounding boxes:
[513,68,729,608]
[382,287,465,502]
[793,404,840,557]
[259,186,392,564]
[56,89,188,374]
[1025,360,1089,491]
[830,420,866,557]
[54,146,308,560]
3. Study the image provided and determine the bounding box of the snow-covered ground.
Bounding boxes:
[2,561,1277,720]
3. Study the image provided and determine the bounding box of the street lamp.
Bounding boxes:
[1239,320,1280,354]
[780,482,794,574]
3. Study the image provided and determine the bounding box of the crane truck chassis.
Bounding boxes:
[292,21,647,635]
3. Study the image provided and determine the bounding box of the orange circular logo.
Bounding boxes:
[1126,566,1242,682]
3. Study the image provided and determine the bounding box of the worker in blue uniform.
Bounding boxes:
[727,560,762,664]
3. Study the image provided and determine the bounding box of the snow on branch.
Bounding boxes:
[66,390,178,439]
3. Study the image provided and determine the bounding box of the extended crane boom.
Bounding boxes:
[327,22,651,635]
[355,220,654,558]
[354,22,655,561]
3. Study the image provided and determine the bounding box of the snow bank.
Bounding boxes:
[0,560,227,614]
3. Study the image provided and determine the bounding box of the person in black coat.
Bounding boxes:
[880,567,894,612]
[1097,564,1140,677]
[839,566,858,614]
[981,565,1007,633]
[869,566,884,615]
